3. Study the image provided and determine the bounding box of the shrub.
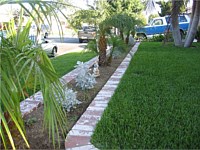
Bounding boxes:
[85,40,98,54]
[56,84,81,112]
[149,34,165,42]
[75,61,96,90]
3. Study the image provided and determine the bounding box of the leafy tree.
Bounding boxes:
[107,0,144,14]
[69,9,97,31]
[148,14,160,23]
[106,13,142,44]
[156,0,172,16]
[69,0,144,66]
[157,0,186,16]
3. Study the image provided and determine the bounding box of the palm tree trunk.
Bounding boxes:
[125,32,130,45]
[120,30,124,41]
[185,0,196,41]
[184,0,200,47]
[171,0,182,47]
[98,34,107,66]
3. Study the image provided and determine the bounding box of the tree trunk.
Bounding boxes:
[98,34,107,66]
[125,32,130,45]
[171,0,182,47]
[185,0,196,41]
[120,30,124,41]
[184,0,200,47]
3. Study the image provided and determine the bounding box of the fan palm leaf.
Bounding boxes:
[0,0,73,149]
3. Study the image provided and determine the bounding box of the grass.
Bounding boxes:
[51,51,96,77]
[91,42,200,149]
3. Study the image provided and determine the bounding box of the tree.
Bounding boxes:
[107,0,144,14]
[184,0,200,47]
[157,0,186,17]
[0,0,71,149]
[148,14,160,23]
[107,13,142,44]
[171,0,183,46]
[69,9,97,31]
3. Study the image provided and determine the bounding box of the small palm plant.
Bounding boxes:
[107,35,127,65]
[0,0,72,149]
[1,18,67,149]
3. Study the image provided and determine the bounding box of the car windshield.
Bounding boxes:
[82,26,96,31]
[148,19,154,26]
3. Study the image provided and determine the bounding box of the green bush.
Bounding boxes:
[149,34,165,42]
[85,40,98,54]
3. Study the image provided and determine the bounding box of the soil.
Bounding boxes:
[22,52,128,149]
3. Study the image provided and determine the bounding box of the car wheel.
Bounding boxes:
[79,38,83,43]
[137,33,147,41]
[52,47,57,57]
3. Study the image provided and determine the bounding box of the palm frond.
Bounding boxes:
[0,1,71,148]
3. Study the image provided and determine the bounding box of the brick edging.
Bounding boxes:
[65,42,140,149]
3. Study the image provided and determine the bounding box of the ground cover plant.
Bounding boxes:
[91,42,200,149]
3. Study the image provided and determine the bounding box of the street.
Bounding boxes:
[47,34,87,56]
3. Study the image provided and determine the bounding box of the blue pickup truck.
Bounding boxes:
[136,15,190,39]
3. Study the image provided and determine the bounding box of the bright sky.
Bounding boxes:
[68,0,95,9]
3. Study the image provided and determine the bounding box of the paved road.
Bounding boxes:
[47,35,87,56]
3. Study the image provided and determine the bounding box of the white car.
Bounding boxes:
[41,40,58,57]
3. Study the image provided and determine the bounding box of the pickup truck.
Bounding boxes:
[136,15,190,39]
[78,26,96,43]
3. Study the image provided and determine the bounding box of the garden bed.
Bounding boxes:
[22,52,128,149]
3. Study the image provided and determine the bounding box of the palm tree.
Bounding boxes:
[98,22,108,66]
[0,0,71,149]
[171,0,183,47]
[184,0,200,47]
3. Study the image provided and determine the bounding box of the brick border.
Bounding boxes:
[65,42,140,150]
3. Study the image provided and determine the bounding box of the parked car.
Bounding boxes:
[78,26,96,43]
[136,14,190,39]
[40,40,58,57]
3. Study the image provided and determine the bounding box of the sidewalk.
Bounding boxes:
[65,42,140,150]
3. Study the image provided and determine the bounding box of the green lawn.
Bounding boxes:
[91,42,200,149]
[51,51,96,77]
